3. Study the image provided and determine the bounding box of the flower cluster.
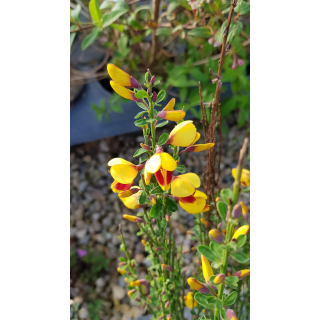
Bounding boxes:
[107,65,250,320]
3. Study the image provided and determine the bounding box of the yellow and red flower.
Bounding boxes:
[171,172,201,198]
[232,168,250,187]
[232,269,250,280]
[108,158,143,184]
[240,201,250,220]
[201,255,214,282]
[163,98,175,111]
[118,187,143,209]
[123,214,143,223]
[226,309,238,320]
[166,120,199,147]
[111,180,133,193]
[179,190,210,214]
[144,146,177,191]
[232,225,250,240]
[183,142,215,153]
[110,81,142,102]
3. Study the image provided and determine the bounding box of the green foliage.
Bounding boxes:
[158,133,169,145]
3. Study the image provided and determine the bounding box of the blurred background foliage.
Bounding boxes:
[70,0,250,133]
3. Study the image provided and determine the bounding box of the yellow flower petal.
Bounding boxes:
[110,164,138,184]
[160,152,177,171]
[110,81,135,100]
[162,110,186,121]
[120,191,142,209]
[194,190,207,199]
[107,64,132,87]
[169,121,197,147]
[232,225,250,240]
[145,171,152,185]
[163,98,175,111]
[180,173,201,188]
[179,197,207,214]
[192,143,215,152]
[232,168,250,187]
[108,158,133,166]
[187,277,204,291]
[190,132,201,146]
[201,255,214,282]
[184,292,197,309]
[171,177,195,197]
[145,154,161,173]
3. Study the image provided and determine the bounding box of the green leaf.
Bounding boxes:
[150,202,160,218]
[236,235,247,248]
[175,165,186,173]
[177,0,191,10]
[89,0,102,24]
[227,21,243,43]
[156,28,171,36]
[128,15,144,29]
[134,119,149,127]
[194,293,215,310]
[134,90,149,99]
[133,148,147,157]
[151,186,163,194]
[188,27,212,38]
[206,296,223,308]
[158,133,169,145]
[220,188,232,204]
[217,201,227,222]
[225,276,239,289]
[224,291,238,306]
[156,90,166,103]
[139,157,148,163]
[81,27,101,50]
[134,111,147,119]
[138,191,147,205]
[220,308,228,320]
[160,219,167,229]
[71,4,81,22]
[156,121,169,128]
[209,241,223,259]
[70,32,76,51]
[197,245,218,262]
[234,0,250,15]
[241,187,250,193]
[136,101,148,110]
[231,252,249,264]
[119,256,126,262]
[165,197,178,212]
[153,80,161,86]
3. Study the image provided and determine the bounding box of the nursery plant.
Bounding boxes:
[105,3,250,314]
[70,0,250,130]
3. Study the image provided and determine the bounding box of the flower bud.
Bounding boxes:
[152,218,156,225]
[151,75,155,85]
[161,290,166,295]
[127,289,136,297]
[213,274,226,285]
[141,239,147,246]
[140,143,151,151]
[215,197,220,202]
[240,201,250,220]
[166,314,172,320]
[117,267,126,275]
[135,297,140,302]
[232,204,242,219]
[123,214,143,223]
[161,264,172,271]
[152,91,157,102]
[155,247,163,252]
[232,225,249,240]
[182,250,189,254]
[119,262,126,266]
[200,218,209,226]
[187,230,195,236]
[232,269,250,280]
[150,195,156,205]
[165,214,170,221]
[209,229,225,243]
[147,89,150,95]
[158,316,163,320]
[145,236,150,241]
[129,279,149,287]
[165,301,170,308]
[226,309,238,320]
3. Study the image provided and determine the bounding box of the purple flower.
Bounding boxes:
[77,249,87,258]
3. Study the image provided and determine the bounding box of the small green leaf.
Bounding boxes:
[220,188,232,204]
[119,257,126,262]
[194,293,215,310]
[188,27,212,38]
[209,241,223,259]
[224,291,238,306]
[133,148,147,157]
[156,28,171,36]
[150,202,160,218]
[102,9,128,28]
[134,111,147,119]
[197,245,218,262]
[165,197,178,212]
[234,0,250,15]
[139,191,147,205]
[156,121,169,128]
[217,201,227,222]
[175,165,186,173]
[89,0,102,24]
[81,27,101,50]
[231,252,249,264]
[158,133,169,145]
[160,219,167,229]
[241,187,250,193]
[156,90,166,103]
[136,101,148,110]
[220,308,228,320]
[134,119,149,127]
[236,235,247,248]
[225,276,239,285]
[151,186,163,194]
[134,90,149,99]
[153,80,160,86]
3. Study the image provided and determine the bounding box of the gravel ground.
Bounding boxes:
[70,121,249,320]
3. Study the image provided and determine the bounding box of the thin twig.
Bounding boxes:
[70,24,95,33]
